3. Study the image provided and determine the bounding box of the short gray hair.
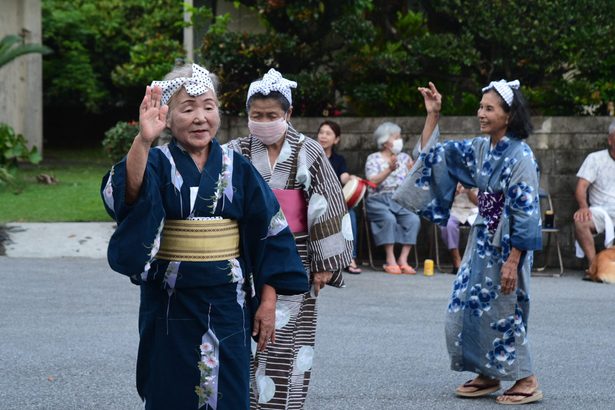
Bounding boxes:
[608,120,615,136]
[373,122,401,149]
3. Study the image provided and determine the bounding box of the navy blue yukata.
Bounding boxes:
[101,138,308,409]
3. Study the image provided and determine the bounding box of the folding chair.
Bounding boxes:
[433,222,471,273]
[533,188,564,276]
[358,201,419,270]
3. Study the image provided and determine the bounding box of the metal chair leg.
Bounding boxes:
[434,224,442,272]
[535,231,551,272]
[361,202,376,269]
[555,235,564,276]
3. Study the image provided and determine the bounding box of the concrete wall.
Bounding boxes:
[0,0,43,153]
[217,116,614,269]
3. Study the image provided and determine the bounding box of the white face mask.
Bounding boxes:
[248,117,288,145]
[390,139,403,155]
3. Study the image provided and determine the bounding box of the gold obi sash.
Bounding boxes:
[157,219,240,262]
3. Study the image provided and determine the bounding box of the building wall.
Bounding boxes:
[217,116,614,269]
[0,0,43,153]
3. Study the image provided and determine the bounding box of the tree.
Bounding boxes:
[42,0,199,113]
[202,0,615,116]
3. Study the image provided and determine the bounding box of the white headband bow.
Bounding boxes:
[151,64,215,106]
[246,68,297,109]
[482,79,520,107]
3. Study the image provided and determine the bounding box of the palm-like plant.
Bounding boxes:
[0,34,51,69]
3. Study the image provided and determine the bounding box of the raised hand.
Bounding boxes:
[138,85,169,144]
[418,82,442,114]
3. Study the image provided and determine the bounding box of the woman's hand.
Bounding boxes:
[406,158,415,170]
[418,82,442,114]
[312,271,333,296]
[388,154,399,170]
[253,300,276,352]
[138,85,168,144]
[500,248,522,294]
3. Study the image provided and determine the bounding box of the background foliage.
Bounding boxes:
[41,0,615,128]
[201,0,615,116]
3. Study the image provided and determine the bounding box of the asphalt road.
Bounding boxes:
[1,258,613,410]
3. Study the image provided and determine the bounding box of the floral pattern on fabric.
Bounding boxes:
[478,191,505,234]
[393,130,542,381]
[465,277,499,317]
[196,329,220,409]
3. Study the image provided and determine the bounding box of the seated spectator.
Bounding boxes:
[439,183,478,274]
[317,120,362,274]
[574,120,615,280]
[365,122,421,275]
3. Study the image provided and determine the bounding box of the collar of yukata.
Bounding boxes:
[246,68,297,109]
[151,64,215,106]
[482,79,520,107]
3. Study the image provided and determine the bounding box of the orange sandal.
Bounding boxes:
[383,264,401,274]
[399,264,416,275]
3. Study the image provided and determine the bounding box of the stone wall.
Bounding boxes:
[217,116,614,269]
[0,0,43,153]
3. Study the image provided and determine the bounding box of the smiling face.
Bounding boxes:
[317,124,339,151]
[477,90,510,139]
[166,87,220,152]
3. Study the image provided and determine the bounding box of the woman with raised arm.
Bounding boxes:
[101,63,308,409]
[393,81,543,405]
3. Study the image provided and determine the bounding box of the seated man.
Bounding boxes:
[574,120,615,280]
[439,183,478,274]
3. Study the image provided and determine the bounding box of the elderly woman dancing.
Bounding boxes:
[365,122,421,274]
[394,80,543,405]
[101,63,308,409]
[227,69,352,409]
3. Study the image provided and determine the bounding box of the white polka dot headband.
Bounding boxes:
[482,79,520,107]
[151,64,215,106]
[246,68,297,109]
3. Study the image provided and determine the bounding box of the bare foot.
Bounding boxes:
[496,375,542,404]
[456,374,500,395]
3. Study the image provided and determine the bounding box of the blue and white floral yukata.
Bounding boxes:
[393,127,542,380]
[101,138,308,409]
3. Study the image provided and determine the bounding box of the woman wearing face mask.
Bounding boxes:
[226,69,353,409]
[364,122,421,275]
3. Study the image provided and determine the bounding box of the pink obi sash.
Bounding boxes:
[272,189,308,233]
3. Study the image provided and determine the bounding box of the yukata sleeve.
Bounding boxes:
[504,149,542,251]
[238,158,308,298]
[393,126,475,225]
[100,153,166,279]
[304,142,353,280]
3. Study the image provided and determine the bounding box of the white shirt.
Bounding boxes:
[577,149,615,214]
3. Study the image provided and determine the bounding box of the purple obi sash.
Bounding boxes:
[478,191,504,233]
[272,189,308,233]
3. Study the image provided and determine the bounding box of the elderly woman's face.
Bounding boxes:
[477,91,509,138]
[166,88,220,152]
[384,131,401,149]
[248,98,288,122]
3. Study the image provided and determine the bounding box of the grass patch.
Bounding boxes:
[0,148,114,222]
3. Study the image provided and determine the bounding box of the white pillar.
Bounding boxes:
[183,0,194,62]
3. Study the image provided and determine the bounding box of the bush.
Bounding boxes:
[0,123,42,185]
[102,120,139,163]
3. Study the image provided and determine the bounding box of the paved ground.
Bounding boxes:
[1,254,613,409]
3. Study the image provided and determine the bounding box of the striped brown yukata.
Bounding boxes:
[227,124,353,409]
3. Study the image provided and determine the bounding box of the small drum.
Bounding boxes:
[343,178,369,208]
